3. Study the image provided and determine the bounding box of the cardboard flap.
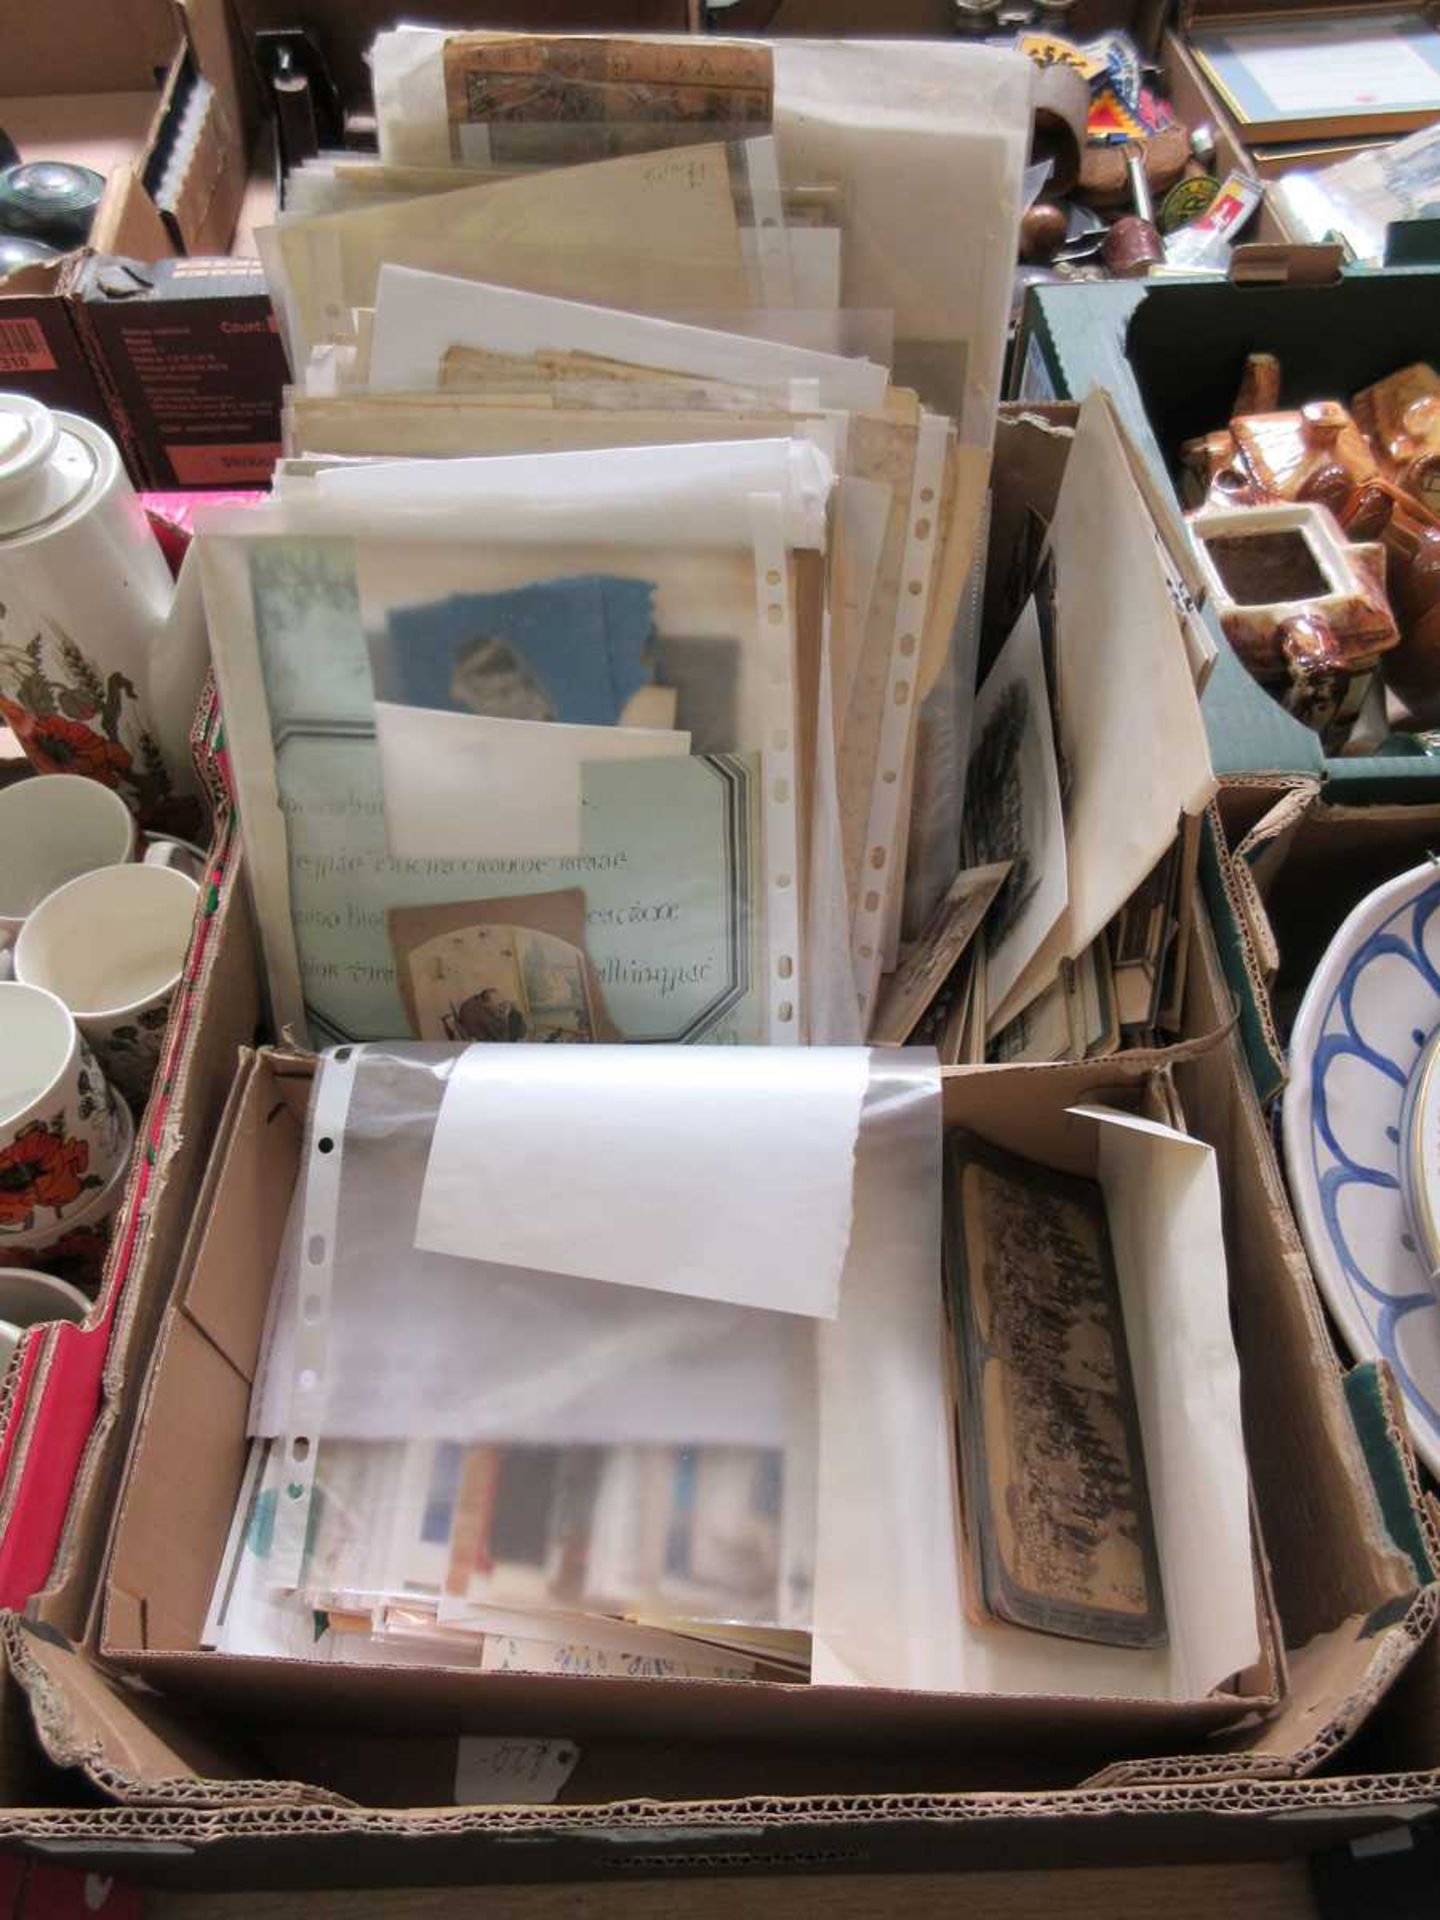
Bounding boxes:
[6,0,181,97]
[1347,1361,1440,1585]
[1234,1591,1440,1764]
[1177,906,1434,1610]
[1233,780,1322,885]
[1087,1581,1438,1789]
[1232,857,1281,994]
[1199,807,1288,1104]
[1219,774,1322,998]
[0,1616,319,1804]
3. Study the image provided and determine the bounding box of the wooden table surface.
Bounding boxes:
[149,1860,1319,1919]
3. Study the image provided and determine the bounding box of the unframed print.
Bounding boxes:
[960,599,1067,1017]
[241,540,765,1043]
[390,890,609,1043]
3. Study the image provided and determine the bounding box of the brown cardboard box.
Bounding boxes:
[0,982,1434,1881]
[82,1050,1280,1753]
[2,0,252,276]
[1205,777,1440,1100]
[0,0,258,481]
[0,731,264,1652]
[0,276,110,429]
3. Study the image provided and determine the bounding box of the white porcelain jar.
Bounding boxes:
[0,393,177,817]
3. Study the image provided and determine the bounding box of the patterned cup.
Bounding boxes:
[0,981,128,1239]
[14,861,198,1111]
[1,1099,135,1291]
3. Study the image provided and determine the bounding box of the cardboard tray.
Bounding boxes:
[0,689,263,1638]
[1011,263,1440,800]
[80,1049,1278,1753]
[1203,774,1440,1101]
[0,914,1433,1881]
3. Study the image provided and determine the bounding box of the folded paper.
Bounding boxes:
[416,1044,869,1318]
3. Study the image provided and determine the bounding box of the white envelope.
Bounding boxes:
[374,705,690,860]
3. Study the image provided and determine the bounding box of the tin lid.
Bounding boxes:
[0,394,96,538]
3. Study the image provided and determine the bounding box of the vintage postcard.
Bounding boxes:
[962,600,1068,1021]
[1109,842,1178,1039]
[907,936,981,1062]
[442,35,772,164]
[373,575,657,727]
[389,888,615,1043]
[871,861,1009,1044]
[944,1135,1166,1649]
[437,1440,789,1631]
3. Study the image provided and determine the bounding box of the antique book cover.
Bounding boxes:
[944,1134,1166,1649]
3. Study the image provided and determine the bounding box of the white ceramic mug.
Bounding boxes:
[0,1268,90,1371]
[143,832,208,884]
[0,980,127,1238]
[14,862,199,1109]
[3,1095,134,1290]
[0,773,137,945]
[0,1267,90,1324]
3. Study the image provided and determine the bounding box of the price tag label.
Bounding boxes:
[454,1736,581,1805]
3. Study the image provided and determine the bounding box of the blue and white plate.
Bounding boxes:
[1283,861,1440,1475]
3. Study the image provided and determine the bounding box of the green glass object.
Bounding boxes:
[0,161,105,248]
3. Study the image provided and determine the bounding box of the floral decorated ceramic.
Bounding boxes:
[0,1035,123,1239]
[0,1097,134,1292]
[1283,862,1440,1473]
[0,1115,98,1234]
[0,625,171,820]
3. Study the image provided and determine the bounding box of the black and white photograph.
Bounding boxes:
[960,598,1068,1016]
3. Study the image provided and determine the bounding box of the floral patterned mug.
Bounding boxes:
[14,861,199,1111]
[0,981,128,1239]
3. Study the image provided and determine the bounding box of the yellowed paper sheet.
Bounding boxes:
[439,343,781,414]
[284,393,808,461]
[268,143,751,362]
[870,861,1008,1044]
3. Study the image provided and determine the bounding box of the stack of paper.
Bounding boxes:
[201,34,1035,1047]
[208,1043,963,1688]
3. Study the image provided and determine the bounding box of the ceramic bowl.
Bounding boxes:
[1283,860,1440,1473]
